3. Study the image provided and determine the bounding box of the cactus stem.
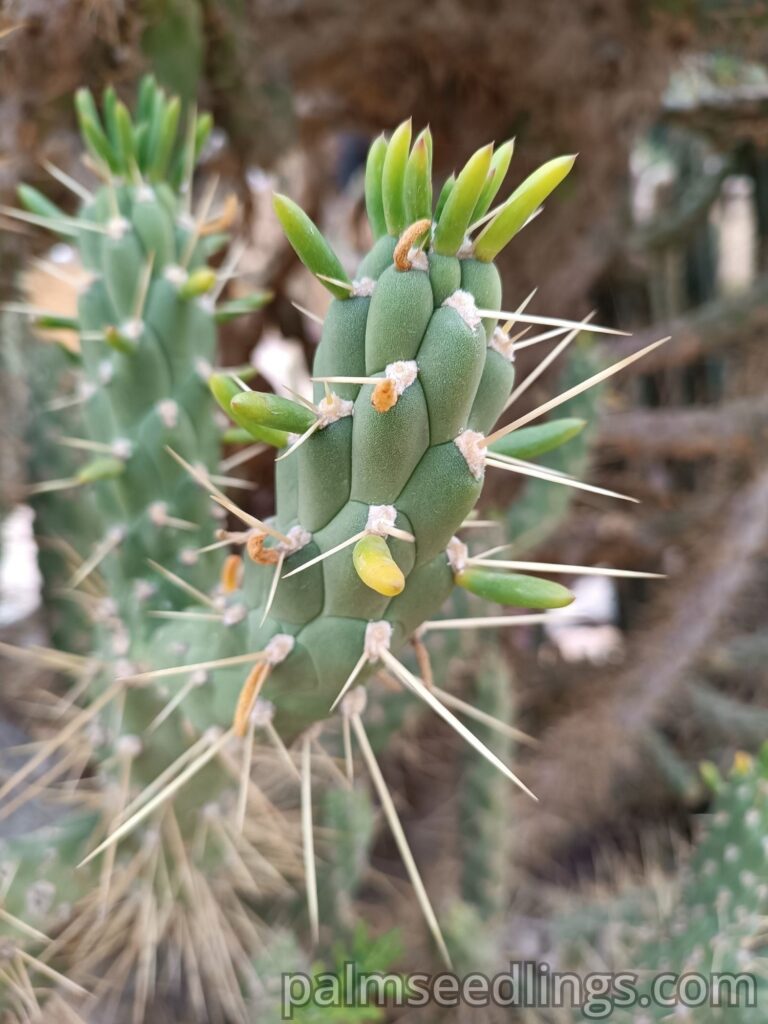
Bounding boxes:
[290,301,324,326]
[67,528,124,590]
[380,648,537,801]
[422,612,569,632]
[503,314,594,413]
[330,651,369,711]
[486,455,638,503]
[147,559,219,610]
[469,558,664,579]
[351,709,452,969]
[40,158,94,203]
[79,729,235,869]
[482,336,670,447]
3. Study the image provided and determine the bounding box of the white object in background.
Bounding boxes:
[714,174,757,296]
[251,330,313,402]
[0,505,42,626]
[544,575,624,665]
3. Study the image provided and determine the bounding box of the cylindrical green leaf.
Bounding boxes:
[489,418,586,460]
[179,267,217,299]
[404,129,433,223]
[76,456,126,484]
[433,144,494,255]
[209,374,289,447]
[434,174,455,221]
[473,155,576,262]
[230,390,315,434]
[214,292,272,323]
[381,119,412,236]
[17,185,67,222]
[149,96,181,182]
[471,139,515,221]
[456,568,574,609]
[273,193,351,299]
[364,134,388,240]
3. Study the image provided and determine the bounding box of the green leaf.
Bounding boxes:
[364,134,388,240]
[381,119,412,236]
[455,568,574,608]
[473,154,576,262]
[404,128,433,224]
[471,139,514,221]
[488,418,585,460]
[214,292,272,322]
[273,193,351,299]
[230,390,316,434]
[433,144,493,255]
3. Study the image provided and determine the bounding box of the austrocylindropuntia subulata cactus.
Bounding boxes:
[0,101,667,1014]
[198,121,667,961]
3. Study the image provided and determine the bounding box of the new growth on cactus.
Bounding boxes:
[203,121,666,957]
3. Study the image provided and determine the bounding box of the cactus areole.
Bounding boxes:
[210,124,581,740]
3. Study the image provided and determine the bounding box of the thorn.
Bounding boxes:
[282,530,365,579]
[301,735,319,947]
[483,336,670,447]
[233,663,270,738]
[485,456,639,503]
[421,612,572,632]
[469,558,664,579]
[118,651,267,685]
[330,651,369,711]
[146,672,208,733]
[219,443,268,473]
[503,313,596,412]
[476,307,629,337]
[78,729,234,868]
[181,174,220,267]
[235,712,258,834]
[260,553,285,627]
[381,650,538,801]
[351,712,452,969]
[41,159,94,202]
[274,419,322,462]
[146,558,219,610]
[208,491,290,543]
[67,529,123,589]
[431,684,538,747]
[291,301,324,326]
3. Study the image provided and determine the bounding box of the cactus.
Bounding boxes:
[548,749,768,1022]
[0,78,286,1020]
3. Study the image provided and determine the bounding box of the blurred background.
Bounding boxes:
[2,0,768,1019]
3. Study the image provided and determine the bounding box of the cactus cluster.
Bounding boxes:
[0,84,666,1017]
